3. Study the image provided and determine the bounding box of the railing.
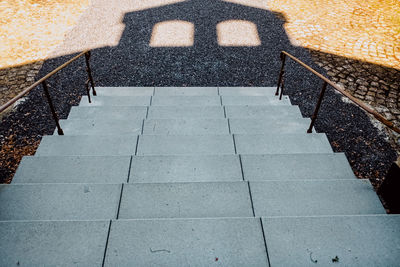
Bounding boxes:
[0,50,96,135]
[276,51,400,134]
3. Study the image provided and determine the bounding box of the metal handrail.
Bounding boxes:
[0,50,96,135]
[276,51,400,134]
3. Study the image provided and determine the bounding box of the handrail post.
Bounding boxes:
[279,75,285,100]
[84,51,97,96]
[307,81,328,133]
[85,79,92,103]
[42,81,64,135]
[275,52,286,96]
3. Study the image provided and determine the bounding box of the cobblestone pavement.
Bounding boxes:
[269,0,400,149]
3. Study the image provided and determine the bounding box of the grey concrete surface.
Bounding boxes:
[155,87,218,95]
[222,96,290,106]
[0,183,121,220]
[119,182,253,218]
[13,155,131,183]
[250,180,385,216]
[151,96,221,106]
[35,135,137,156]
[0,220,109,266]
[219,87,276,96]
[137,135,235,155]
[59,118,143,135]
[225,105,302,119]
[262,215,400,267]
[68,106,148,120]
[147,106,225,119]
[95,87,154,96]
[80,96,151,106]
[105,218,269,266]
[130,155,242,183]
[241,153,355,180]
[229,118,310,134]
[143,119,229,135]
[234,134,333,154]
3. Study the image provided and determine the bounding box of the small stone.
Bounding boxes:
[358,85,368,92]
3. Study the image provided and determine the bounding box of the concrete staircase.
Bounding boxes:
[2,87,399,266]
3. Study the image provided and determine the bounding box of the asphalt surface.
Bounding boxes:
[0,0,397,185]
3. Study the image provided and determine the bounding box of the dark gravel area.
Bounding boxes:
[0,0,397,185]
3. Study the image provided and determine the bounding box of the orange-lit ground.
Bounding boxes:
[0,0,90,69]
[2,0,399,70]
[267,0,400,70]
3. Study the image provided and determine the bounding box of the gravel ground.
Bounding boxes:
[0,0,397,186]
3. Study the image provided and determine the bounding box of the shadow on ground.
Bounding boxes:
[0,0,397,186]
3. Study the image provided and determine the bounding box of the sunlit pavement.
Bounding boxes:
[0,0,90,69]
[268,0,400,70]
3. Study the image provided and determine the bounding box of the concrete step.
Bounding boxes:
[222,96,290,106]
[95,86,154,96]
[219,87,276,96]
[104,218,268,266]
[143,119,229,135]
[229,118,311,134]
[137,135,235,155]
[147,106,225,119]
[130,155,242,183]
[225,105,302,119]
[234,133,333,154]
[0,220,109,266]
[59,119,143,135]
[35,135,137,156]
[13,156,131,183]
[151,96,221,106]
[68,106,148,120]
[250,180,385,216]
[119,182,253,219]
[0,183,121,220]
[155,87,218,95]
[262,215,400,266]
[241,153,355,180]
[80,96,151,106]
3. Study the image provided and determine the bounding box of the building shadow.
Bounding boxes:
[0,0,397,186]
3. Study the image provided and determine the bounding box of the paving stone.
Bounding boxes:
[119,182,253,219]
[250,180,385,216]
[225,105,302,119]
[13,155,130,183]
[234,134,332,154]
[35,135,137,156]
[95,86,154,96]
[241,153,355,180]
[80,96,151,106]
[0,220,109,266]
[151,96,221,106]
[105,218,268,266]
[222,96,290,106]
[68,106,148,120]
[0,183,121,220]
[59,119,143,135]
[219,87,276,96]
[130,155,242,182]
[262,215,400,267]
[137,135,235,155]
[143,119,229,135]
[147,106,225,119]
[229,118,310,134]
[155,87,218,95]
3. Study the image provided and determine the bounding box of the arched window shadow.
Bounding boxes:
[97,0,295,86]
